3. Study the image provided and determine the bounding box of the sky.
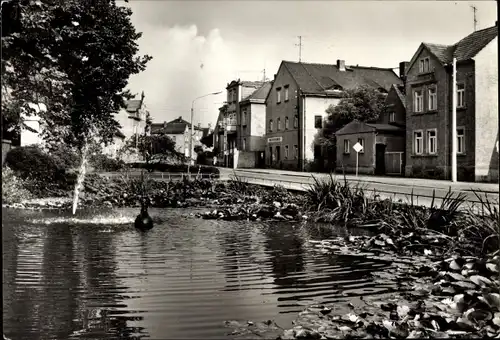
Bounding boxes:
[124,0,497,128]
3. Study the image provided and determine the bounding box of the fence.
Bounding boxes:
[385,152,403,175]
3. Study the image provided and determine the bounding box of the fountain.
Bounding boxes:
[72,141,90,215]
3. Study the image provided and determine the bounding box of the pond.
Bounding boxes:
[3,207,396,340]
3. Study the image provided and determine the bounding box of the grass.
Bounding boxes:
[304,174,499,257]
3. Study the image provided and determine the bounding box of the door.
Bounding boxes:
[375,143,386,175]
[275,146,281,167]
[257,151,265,168]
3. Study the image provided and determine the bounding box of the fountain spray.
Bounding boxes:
[72,139,90,215]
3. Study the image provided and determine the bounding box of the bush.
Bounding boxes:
[5,145,67,182]
[128,162,220,176]
[89,154,125,172]
[2,166,32,203]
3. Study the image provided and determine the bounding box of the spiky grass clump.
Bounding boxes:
[460,192,499,255]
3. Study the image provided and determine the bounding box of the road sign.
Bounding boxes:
[352,142,363,177]
[353,142,363,153]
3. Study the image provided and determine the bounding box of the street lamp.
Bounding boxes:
[189,91,223,174]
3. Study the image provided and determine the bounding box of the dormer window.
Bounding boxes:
[419,57,430,73]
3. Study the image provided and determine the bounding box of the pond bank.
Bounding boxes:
[3,174,499,339]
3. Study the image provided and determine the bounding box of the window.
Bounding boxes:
[277,117,281,131]
[285,116,289,129]
[293,145,298,159]
[276,88,281,103]
[294,115,299,128]
[457,128,465,154]
[314,115,322,129]
[284,86,289,101]
[427,129,437,154]
[389,112,395,123]
[457,83,465,108]
[269,119,273,132]
[428,87,437,111]
[242,138,246,151]
[357,138,364,153]
[343,139,350,154]
[414,90,423,113]
[242,110,247,125]
[419,57,430,73]
[414,130,423,155]
[284,145,289,159]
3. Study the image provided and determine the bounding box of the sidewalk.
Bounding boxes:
[226,168,499,194]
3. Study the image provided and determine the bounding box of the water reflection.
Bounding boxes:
[3,207,395,340]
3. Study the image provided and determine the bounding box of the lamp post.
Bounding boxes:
[188,91,222,176]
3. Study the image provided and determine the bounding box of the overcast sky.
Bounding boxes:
[124,0,497,127]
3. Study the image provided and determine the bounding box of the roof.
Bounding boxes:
[422,43,455,64]
[227,79,265,89]
[391,84,406,109]
[454,25,498,61]
[280,61,401,96]
[150,116,203,135]
[336,121,404,136]
[241,82,272,102]
[125,99,142,113]
[114,130,125,139]
[411,25,498,68]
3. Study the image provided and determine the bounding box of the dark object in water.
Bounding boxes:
[135,198,153,231]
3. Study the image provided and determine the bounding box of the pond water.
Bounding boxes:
[3,207,396,340]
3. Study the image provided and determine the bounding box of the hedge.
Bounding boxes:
[128,162,220,175]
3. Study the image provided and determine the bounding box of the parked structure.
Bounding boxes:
[264,60,402,170]
[404,24,498,182]
[150,117,204,160]
[335,83,407,175]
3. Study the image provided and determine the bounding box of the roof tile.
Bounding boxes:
[282,61,401,95]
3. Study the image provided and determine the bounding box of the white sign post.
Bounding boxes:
[352,142,363,177]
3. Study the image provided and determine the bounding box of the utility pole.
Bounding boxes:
[295,36,303,62]
[470,5,477,31]
[451,57,457,182]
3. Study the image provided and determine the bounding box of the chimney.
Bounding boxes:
[274,74,277,80]
[197,122,201,129]
[337,60,346,71]
[399,61,410,80]
[163,121,167,128]
[208,123,212,129]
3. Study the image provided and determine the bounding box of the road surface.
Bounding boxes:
[218,168,499,209]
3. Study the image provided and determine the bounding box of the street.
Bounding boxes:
[218,167,499,209]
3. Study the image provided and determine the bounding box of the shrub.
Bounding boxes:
[2,166,32,203]
[89,154,125,172]
[5,145,67,182]
[129,162,220,177]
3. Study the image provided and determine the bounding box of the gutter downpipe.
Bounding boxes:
[301,93,307,172]
[451,57,457,182]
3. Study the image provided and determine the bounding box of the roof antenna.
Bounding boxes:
[470,5,477,32]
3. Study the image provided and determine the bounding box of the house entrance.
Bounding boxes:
[257,151,265,168]
[375,143,386,175]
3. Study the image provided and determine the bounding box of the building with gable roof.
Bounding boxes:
[213,79,270,168]
[150,116,205,159]
[264,59,402,171]
[335,83,407,175]
[405,23,498,182]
